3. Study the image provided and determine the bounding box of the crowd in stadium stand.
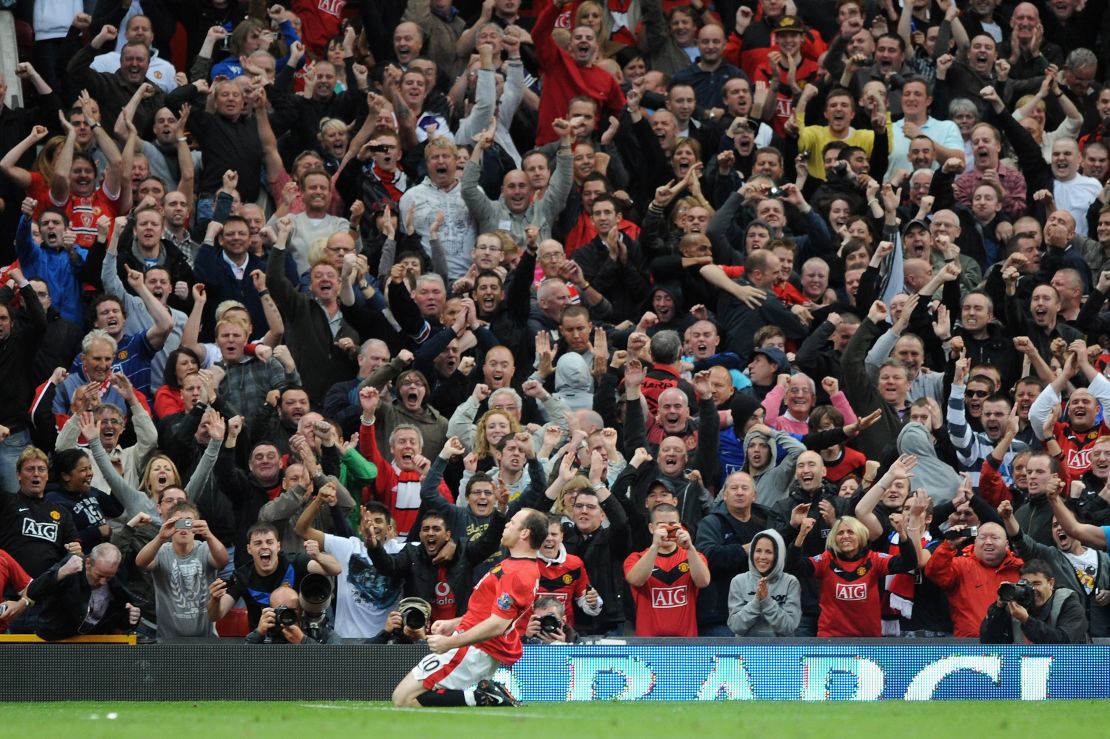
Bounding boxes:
[1,0,1110,647]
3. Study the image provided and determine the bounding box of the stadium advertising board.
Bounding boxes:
[497,644,1109,701]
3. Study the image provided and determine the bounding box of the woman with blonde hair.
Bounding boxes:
[788,511,921,637]
[80,411,223,524]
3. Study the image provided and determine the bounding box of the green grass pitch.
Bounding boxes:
[1,700,1106,738]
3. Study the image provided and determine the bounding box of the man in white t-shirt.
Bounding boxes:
[89,15,178,93]
[295,497,406,637]
[1050,138,1102,237]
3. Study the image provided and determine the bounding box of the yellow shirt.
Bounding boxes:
[796,116,893,181]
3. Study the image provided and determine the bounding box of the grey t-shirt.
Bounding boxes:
[152,541,217,639]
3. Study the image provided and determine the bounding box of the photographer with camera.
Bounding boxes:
[999,495,1110,637]
[370,597,431,644]
[295,499,407,639]
[524,596,578,644]
[134,500,228,639]
[207,523,342,631]
[244,584,340,644]
[980,559,1089,644]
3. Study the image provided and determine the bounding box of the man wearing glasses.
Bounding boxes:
[561,467,630,636]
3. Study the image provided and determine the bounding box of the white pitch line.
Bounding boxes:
[298,702,566,719]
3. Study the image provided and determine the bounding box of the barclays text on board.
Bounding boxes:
[496,645,1110,701]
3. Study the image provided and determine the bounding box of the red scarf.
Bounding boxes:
[373,164,406,203]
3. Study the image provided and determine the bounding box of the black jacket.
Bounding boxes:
[192,244,269,342]
[718,276,808,364]
[1013,531,1110,638]
[0,284,47,430]
[571,233,651,321]
[367,511,507,617]
[27,556,139,641]
[44,484,124,552]
[562,495,630,635]
[694,501,774,629]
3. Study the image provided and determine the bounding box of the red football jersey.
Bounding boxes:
[623,547,706,637]
[34,172,120,248]
[809,549,894,637]
[538,553,592,629]
[458,556,540,665]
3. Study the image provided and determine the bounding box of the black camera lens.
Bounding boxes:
[272,605,298,628]
[402,607,427,631]
[538,614,563,634]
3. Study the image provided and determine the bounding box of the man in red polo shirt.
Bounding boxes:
[624,503,710,636]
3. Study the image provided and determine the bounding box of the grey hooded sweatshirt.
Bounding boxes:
[897,422,961,504]
[726,529,802,636]
[744,428,807,507]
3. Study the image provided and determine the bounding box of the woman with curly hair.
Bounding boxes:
[473,408,523,461]
[45,449,124,551]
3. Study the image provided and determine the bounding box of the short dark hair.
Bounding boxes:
[591,193,620,215]
[419,511,450,533]
[518,508,550,549]
[90,293,127,320]
[560,304,590,324]
[650,502,680,521]
[1020,559,1054,581]
[221,215,250,233]
[475,270,503,288]
[746,248,775,275]
[362,501,392,523]
[247,522,280,542]
[38,207,69,226]
[466,473,496,498]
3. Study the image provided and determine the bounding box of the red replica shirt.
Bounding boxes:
[538,553,592,629]
[623,546,705,637]
[0,549,31,595]
[823,446,867,484]
[459,556,540,666]
[809,549,895,637]
[1048,421,1110,479]
[34,172,120,248]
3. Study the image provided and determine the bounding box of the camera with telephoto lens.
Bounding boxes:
[998,580,1036,608]
[538,614,563,635]
[943,526,978,541]
[271,605,299,629]
[398,597,432,631]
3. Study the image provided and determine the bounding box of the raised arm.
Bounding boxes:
[123,263,174,351]
[1048,488,1107,549]
[0,125,51,192]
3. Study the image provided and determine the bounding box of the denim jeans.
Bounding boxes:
[0,428,30,493]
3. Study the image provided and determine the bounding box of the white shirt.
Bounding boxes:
[887,116,964,180]
[1055,174,1102,236]
[324,534,406,638]
[89,50,179,93]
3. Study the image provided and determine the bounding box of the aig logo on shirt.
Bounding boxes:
[835,582,868,601]
[651,586,688,608]
[22,519,58,541]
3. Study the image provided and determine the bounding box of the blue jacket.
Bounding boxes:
[16,215,86,325]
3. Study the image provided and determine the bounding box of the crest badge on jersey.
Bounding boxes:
[496,593,512,610]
